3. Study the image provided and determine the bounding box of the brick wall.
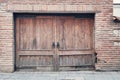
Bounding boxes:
[0,0,14,72]
[1,0,120,72]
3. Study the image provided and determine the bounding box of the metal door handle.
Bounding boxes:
[52,42,55,48]
[57,42,60,48]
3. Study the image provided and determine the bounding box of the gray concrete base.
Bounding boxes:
[0,71,120,80]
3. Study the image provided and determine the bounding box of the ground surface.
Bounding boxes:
[0,71,120,80]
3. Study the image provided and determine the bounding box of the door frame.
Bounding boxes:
[14,13,95,71]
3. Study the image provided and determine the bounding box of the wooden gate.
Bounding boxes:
[16,15,94,71]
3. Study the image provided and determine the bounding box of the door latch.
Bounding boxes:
[57,42,60,48]
[52,42,55,48]
[52,42,60,48]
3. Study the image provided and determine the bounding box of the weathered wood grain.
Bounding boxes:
[16,15,94,71]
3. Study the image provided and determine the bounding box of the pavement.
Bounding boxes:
[0,71,120,80]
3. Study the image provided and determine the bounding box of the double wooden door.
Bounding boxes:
[16,15,94,71]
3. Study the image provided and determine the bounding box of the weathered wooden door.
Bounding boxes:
[16,16,56,71]
[56,16,94,70]
[16,15,94,71]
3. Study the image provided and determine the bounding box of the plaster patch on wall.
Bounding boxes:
[114,41,120,46]
[113,29,120,36]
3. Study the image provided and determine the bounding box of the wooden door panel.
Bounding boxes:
[83,19,93,49]
[19,18,35,50]
[75,19,92,49]
[56,17,75,49]
[63,18,75,49]
[59,54,94,66]
[18,17,54,50]
[56,17,94,70]
[56,17,93,50]
[36,17,54,50]
[16,16,54,70]
[19,55,53,67]
[59,50,94,67]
